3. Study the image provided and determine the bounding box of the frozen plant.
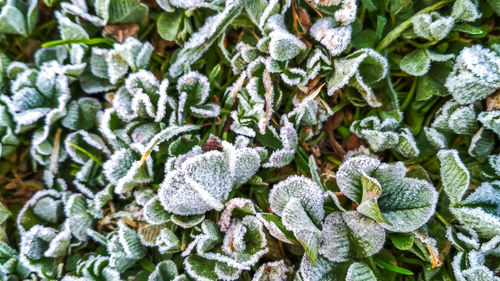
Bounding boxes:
[445,45,500,105]
[159,141,263,215]
[0,0,37,36]
[61,0,149,26]
[351,116,420,158]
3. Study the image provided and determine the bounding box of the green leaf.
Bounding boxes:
[259,213,298,244]
[400,48,431,76]
[0,5,26,35]
[0,203,11,225]
[170,214,205,228]
[281,198,321,263]
[61,98,102,130]
[346,262,377,281]
[437,149,470,204]
[389,233,414,250]
[377,176,437,232]
[487,0,500,15]
[148,260,179,281]
[169,1,243,77]
[319,211,385,262]
[157,11,183,41]
[66,194,94,241]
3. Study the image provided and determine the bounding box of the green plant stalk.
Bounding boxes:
[66,141,103,166]
[376,0,454,52]
[400,78,417,111]
[42,38,114,48]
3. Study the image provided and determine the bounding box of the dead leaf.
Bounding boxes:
[262,69,273,132]
[324,112,346,156]
[344,134,362,151]
[487,90,500,111]
[103,24,139,43]
[152,31,176,58]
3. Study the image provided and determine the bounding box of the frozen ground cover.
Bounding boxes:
[0,0,500,280]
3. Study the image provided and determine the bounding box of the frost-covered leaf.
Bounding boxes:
[103,148,153,195]
[375,173,437,232]
[451,0,481,22]
[107,222,145,273]
[218,198,256,231]
[143,197,171,225]
[327,49,388,107]
[424,127,448,149]
[114,70,170,122]
[452,250,500,281]
[336,155,381,203]
[20,225,57,260]
[159,142,260,215]
[252,260,292,281]
[282,197,321,262]
[448,104,478,135]
[267,15,306,61]
[65,194,94,241]
[437,149,470,204]
[117,220,146,259]
[337,156,438,232]
[0,104,19,157]
[65,130,110,165]
[175,71,220,122]
[169,0,243,77]
[141,125,200,163]
[55,11,89,40]
[478,111,500,137]
[412,12,454,41]
[269,176,324,262]
[451,181,500,239]
[288,84,330,127]
[61,98,101,130]
[396,128,420,158]
[17,190,62,232]
[269,176,324,224]
[319,211,385,262]
[0,0,37,36]
[468,127,495,158]
[62,0,148,26]
[310,17,351,57]
[263,118,297,168]
[44,223,71,258]
[32,196,62,224]
[2,59,75,146]
[432,100,461,132]
[345,262,377,281]
[159,150,232,215]
[149,260,182,281]
[350,116,400,153]
[445,45,500,104]
[297,255,336,281]
[400,48,431,76]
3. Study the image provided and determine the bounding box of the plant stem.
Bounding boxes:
[42,38,114,48]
